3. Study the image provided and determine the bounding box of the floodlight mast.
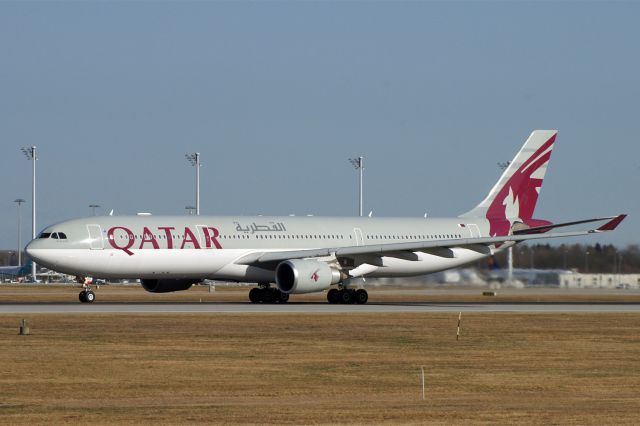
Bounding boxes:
[348,156,364,217]
[21,146,37,281]
[185,153,201,216]
[14,198,25,266]
[89,204,100,216]
[497,161,513,283]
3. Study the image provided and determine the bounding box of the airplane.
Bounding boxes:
[25,130,626,304]
[0,260,33,280]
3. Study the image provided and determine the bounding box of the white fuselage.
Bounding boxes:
[26,215,501,282]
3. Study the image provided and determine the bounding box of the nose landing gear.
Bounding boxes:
[79,289,95,303]
[77,277,96,303]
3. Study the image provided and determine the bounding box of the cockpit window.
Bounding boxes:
[40,232,68,240]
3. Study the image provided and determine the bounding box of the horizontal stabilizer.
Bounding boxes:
[514,215,625,235]
[596,214,627,232]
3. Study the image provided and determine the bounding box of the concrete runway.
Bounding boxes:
[1,302,639,314]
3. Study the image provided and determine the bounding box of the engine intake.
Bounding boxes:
[140,279,198,293]
[275,260,342,294]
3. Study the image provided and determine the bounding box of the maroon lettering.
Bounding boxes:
[180,227,201,249]
[107,226,135,256]
[139,226,159,249]
[202,227,222,249]
[158,226,175,249]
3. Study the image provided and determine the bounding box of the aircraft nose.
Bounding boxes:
[25,239,46,264]
[25,239,35,257]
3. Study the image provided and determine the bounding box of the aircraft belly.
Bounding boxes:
[367,249,487,278]
[105,249,241,278]
[34,249,241,279]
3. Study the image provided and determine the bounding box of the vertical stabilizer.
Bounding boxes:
[459,130,558,236]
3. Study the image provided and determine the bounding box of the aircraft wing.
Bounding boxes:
[235,214,626,266]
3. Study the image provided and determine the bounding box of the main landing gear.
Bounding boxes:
[249,284,289,304]
[327,288,368,304]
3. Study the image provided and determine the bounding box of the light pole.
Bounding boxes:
[498,161,513,282]
[89,204,100,216]
[21,146,37,281]
[14,198,25,266]
[585,250,590,273]
[348,156,364,217]
[185,206,196,215]
[530,246,535,269]
[185,153,201,216]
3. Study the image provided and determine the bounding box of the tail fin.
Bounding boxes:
[459,130,558,236]
[19,260,33,277]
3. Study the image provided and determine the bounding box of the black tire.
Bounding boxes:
[340,290,353,304]
[79,291,87,303]
[327,289,339,304]
[249,288,261,303]
[262,289,275,304]
[85,291,95,303]
[355,289,368,304]
[277,291,290,303]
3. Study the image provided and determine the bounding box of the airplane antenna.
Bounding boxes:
[109,209,114,216]
[368,211,373,218]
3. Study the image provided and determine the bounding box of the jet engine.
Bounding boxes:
[140,278,198,293]
[275,260,342,294]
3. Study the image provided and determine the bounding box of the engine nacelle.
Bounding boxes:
[140,278,198,293]
[275,260,342,294]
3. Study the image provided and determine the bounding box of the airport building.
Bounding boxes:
[559,273,640,290]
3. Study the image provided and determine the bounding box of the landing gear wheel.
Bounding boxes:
[340,289,354,304]
[85,290,95,303]
[355,289,368,304]
[249,288,261,303]
[327,289,340,304]
[79,291,87,303]
[262,289,275,304]
[277,291,289,303]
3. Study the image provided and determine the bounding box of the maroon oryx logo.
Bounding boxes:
[311,270,320,282]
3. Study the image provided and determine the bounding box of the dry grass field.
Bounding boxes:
[0,312,639,424]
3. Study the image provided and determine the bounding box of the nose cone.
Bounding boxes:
[25,239,37,258]
[25,239,50,267]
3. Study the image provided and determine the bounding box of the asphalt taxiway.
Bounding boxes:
[0,302,639,314]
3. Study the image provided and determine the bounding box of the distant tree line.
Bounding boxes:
[489,244,640,273]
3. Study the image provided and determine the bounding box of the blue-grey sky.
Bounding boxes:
[1,1,638,252]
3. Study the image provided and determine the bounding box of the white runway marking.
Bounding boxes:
[0,303,639,314]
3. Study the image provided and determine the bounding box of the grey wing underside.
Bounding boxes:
[234,215,625,268]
